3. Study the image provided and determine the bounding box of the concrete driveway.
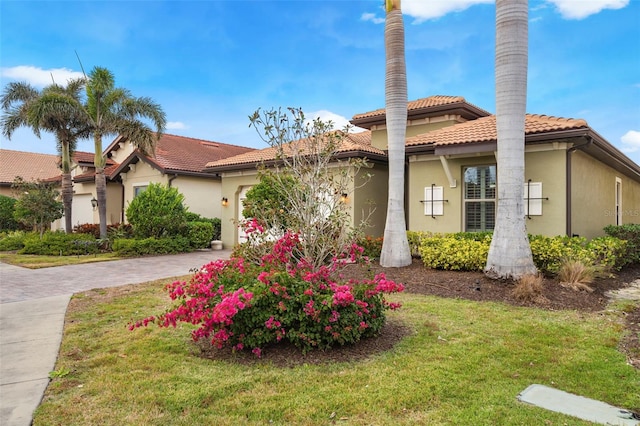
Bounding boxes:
[0,250,231,426]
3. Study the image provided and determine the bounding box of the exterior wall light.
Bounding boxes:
[221,197,228,207]
[340,193,349,203]
[91,197,98,210]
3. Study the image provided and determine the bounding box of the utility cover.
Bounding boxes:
[518,384,639,426]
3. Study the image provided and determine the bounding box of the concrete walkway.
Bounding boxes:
[0,250,231,426]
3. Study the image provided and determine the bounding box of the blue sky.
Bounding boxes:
[1,0,639,164]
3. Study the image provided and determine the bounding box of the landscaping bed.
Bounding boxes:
[193,261,640,368]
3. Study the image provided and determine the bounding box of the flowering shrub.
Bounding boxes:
[130,231,404,356]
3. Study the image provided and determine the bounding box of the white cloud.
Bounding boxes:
[545,0,629,19]
[403,0,494,22]
[0,65,85,87]
[307,110,366,133]
[361,12,385,25]
[620,130,640,153]
[166,121,188,130]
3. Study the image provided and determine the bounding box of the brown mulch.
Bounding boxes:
[194,260,640,368]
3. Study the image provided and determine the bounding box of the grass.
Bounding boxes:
[34,279,640,425]
[0,252,120,268]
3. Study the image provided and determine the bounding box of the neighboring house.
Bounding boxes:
[0,149,61,197]
[205,132,389,247]
[1,134,255,230]
[73,133,255,226]
[207,95,640,248]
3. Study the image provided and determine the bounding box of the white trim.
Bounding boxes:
[615,177,622,225]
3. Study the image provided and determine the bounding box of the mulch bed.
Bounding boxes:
[196,260,640,368]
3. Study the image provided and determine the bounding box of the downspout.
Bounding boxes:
[168,174,178,187]
[566,136,593,236]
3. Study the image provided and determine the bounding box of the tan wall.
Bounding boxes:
[371,119,461,150]
[571,150,640,238]
[0,187,11,197]
[219,171,260,248]
[406,145,569,237]
[172,175,222,219]
[522,149,567,236]
[353,163,388,237]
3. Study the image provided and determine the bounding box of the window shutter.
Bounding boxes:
[424,186,444,216]
[524,182,543,216]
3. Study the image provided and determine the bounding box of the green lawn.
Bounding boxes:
[34,278,640,425]
[0,252,120,268]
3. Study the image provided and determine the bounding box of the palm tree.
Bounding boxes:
[380,0,411,267]
[1,79,89,233]
[485,0,537,279]
[83,66,166,239]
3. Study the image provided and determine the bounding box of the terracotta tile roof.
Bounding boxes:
[73,151,99,164]
[143,134,255,173]
[0,149,61,184]
[205,130,381,170]
[72,163,120,182]
[406,114,589,147]
[351,95,490,121]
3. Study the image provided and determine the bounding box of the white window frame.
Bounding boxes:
[615,177,622,225]
[133,183,149,198]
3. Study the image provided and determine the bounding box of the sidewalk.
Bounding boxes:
[0,250,231,426]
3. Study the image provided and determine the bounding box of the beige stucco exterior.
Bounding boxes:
[370,117,465,150]
[570,149,640,239]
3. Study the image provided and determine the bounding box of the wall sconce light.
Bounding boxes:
[221,197,228,207]
[91,197,98,210]
[340,193,348,203]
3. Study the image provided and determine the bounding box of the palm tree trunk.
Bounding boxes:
[94,134,108,239]
[485,0,537,279]
[380,0,411,267]
[61,172,73,233]
[60,141,73,233]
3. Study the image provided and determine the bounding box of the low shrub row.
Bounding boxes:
[604,223,640,264]
[409,231,630,274]
[112,237,192,257]
[18,232,100,256]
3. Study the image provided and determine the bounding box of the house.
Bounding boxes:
[205,131,390,247]
[0,149,62,197]
[73,134,255,226]
[1,134,255,230]
[206,95,640,248]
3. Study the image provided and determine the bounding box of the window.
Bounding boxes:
[464,165,496,232]
[133,185,148,197]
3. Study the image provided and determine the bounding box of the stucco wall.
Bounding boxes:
[171,175,221,219]
[522,148,567,236]
[354,163,388,237]
[406,145,569,237]
[219,171,260,249]
[571,150,640,238]
[371,119,461,150]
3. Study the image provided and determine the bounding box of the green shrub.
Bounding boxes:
[184,213,221,241]
[604,224,640,264]
[419,234,490,271]
[0,195,18,231]
[19,232,99,256]
[186,221,214,249]
[357,235,383,258]
[0,230,29,251]
[414,233,628,274]
[126,183,187,238]
[406,231,433,257]
[112,237,192,257]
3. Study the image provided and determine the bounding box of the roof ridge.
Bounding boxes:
[161,133,256,150]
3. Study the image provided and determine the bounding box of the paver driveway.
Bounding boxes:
[0,250,231,426]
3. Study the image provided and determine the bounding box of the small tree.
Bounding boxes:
[247,107,373,270]
[11,177,63,237]
[0,195,18,231]
[126,183,187,238]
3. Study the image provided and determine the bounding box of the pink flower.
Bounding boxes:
[265,316,281,330]
[252,347,262,358]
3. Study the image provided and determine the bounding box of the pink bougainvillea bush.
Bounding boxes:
[130,231,404,356]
